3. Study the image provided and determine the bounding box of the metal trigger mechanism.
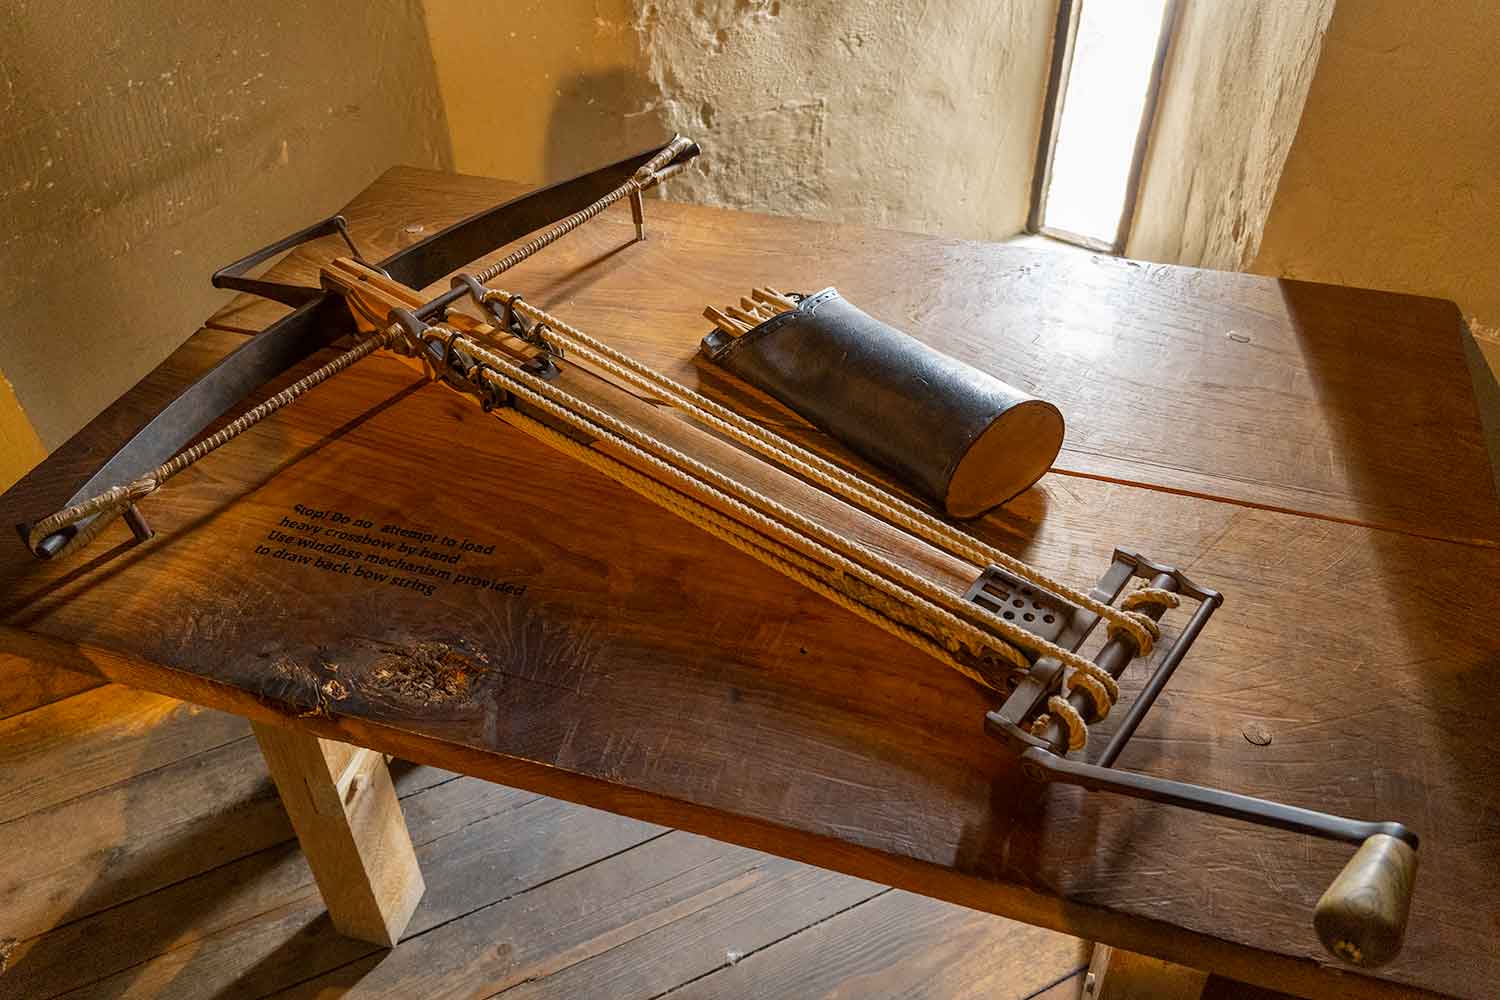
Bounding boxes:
[449,274,565,361]
[388,306,544,414]
[211,213,386,307]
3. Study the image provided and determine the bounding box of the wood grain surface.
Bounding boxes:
[201,167,1500,547]
[2,167,1497,999]
[334,169,1498,545]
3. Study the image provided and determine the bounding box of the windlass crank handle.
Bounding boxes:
[1018,746,1419,967]
[1314,833,1418,967]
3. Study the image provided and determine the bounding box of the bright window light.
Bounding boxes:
[1041,0,1171,249]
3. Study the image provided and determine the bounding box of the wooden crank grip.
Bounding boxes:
[1314,833,1418,967]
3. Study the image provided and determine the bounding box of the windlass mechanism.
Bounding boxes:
[976,550,1419,968]
[15,134,1418,968]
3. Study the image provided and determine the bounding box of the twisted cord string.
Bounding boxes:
[27,326,401,557]
[490,402,999,690]
[472,136,694,285]
[482,287,1160,653]
[1029,585,1181,750]
[437,327,1027,681]
[440,324,1170,693]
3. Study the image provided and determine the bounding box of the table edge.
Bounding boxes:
[0,626,1445,1000]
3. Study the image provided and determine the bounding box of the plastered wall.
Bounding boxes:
[1251,0,1500,476]
[0,1,451,490]
[635,0,1055,241]
[0,372,45,490]
[1253,0,1500,336]
[423,0,660,186]
[424,0,1055,242]
[1125,0,1334,270]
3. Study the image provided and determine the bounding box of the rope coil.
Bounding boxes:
[1029,585,1180,750]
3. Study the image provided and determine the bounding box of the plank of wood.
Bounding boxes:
[318,257,992,676]
[0,342,1492,998]
[1034,972,1087,1000]
[102,163,1497,545]
[1,168,1496,999]
[337,166,1498,545]
[250,722,424,947]
[0,736,283,942]
[0,731,449,946]
[51,796,665,1000]
[0,685,247,823]
[4,758,1090,1000]
[1,771,516,1000]
[1085,944,1208,1000]
[271,832,882,999]
[662,891,1090,1000]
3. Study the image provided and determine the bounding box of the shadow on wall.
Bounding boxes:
[501,0,1057,241]
[541,66,666,185]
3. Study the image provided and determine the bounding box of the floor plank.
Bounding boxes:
[0,659,99,721]
[4,767,483,999]
[54,799,661,1000]
[0,685,246,823]
[1,684,1100,999]
[663,890,1090,1000]
[0,734,286,943]
[1030,970,1087,1000]
[273,833,881,1000]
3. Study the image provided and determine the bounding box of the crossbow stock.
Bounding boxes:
[18,136,1418,967]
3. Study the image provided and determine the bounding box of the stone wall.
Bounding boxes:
[1125,0,1334,269]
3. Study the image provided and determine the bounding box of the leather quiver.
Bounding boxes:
[700,288,1064,518]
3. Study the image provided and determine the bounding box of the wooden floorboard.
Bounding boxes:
[0,658,99,722]
[0,680,1102,999]
[5,768,486,999]
[1031,972,1089,1000]
[0,685,246,824]
[659,890,1091,1000]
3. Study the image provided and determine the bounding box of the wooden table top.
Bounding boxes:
[3,167,1497,1000]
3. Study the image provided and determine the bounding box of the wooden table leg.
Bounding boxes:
[251,721,424,947]
[1085,944,1209,999]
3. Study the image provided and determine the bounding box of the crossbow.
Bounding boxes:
[17,136,1418,967]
